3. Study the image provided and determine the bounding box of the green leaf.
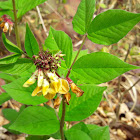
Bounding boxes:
[72,0,96,34]
[0,92,11,105]
[0,54,21,64]
[0,10,14,20]
[0,73,18,83]
[71,49,88,65]
[2,108,21,134]
[0,58,34,75]
[2,77,47,105]
[9,106,60,135]
[71,122,90,134]
[44,27,73,68]
[25,24,40,58]
[72,52,140,84]
[87,10,140,45]
[17,0,48,18]
[87,125,110,140]
[2,33,23,54]
[0,0,13,10]
[60,85,106,121]
[65,129,91,140]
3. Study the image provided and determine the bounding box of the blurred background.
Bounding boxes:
[0,0,140,139]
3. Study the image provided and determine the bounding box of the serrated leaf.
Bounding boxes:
[25,24,40,58]
[72,52,140,84]
[0,58,34,75]
[0,92,11,105]
[2,33,23,54]
[87,10,140,45]
[2,77,47,105]
[72,0,96,34]
[9,106,60,135]
[0,54,21,64]
[44,27,73,68]
[59,85,106,121]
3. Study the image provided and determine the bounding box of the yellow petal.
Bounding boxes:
[47,72,58,81]
[42,79,49,96]
[59,79,70,94]
[51,80,61,93]
[38,70,44,87]
[70,83,84,97]
[23,70,38,87]
[32,86,42,96]
[37,92,43,96]
[44,93,56,100]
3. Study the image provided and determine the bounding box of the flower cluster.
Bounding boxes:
[23,51,84,108]
[0,15,13,35]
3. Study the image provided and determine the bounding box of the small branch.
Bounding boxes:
[12,0,21,49]
[36,6,48,36]
[66,35,87,78]
[60,96,66,140]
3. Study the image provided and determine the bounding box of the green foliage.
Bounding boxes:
[0,73,18,83]
[59,85,106,121]
[86,124,110,140]
[87,10,140,45]
[65,129,92,140]
[9,106,60,135]
[17,0,48,18]
[44,27,73,68]
[2,106,25,134]
[26,135,50,140]
[0,58,34,75]
[0,92,11,105]
[0,54,21,64]
[72,0,96,34]
[0,0,48,19]
[65,122,110,140]
[2,77,47,105]
[72,52,140,84]
[2,33,23,54]
[25,24,40,58]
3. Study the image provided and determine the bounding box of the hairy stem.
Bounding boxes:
[12,0,21,48]
[66,35,87,78]
[60,96,66,140]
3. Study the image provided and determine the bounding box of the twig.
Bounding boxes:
[12,0,21,49]
[36,6,48,36]
[94,112,107,125]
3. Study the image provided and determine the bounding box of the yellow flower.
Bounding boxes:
[23,70,38,87]
[23,69,70,100]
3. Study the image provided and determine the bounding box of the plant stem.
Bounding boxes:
[60,96,66,140]
[60,35,87,140]
[12,0,21,49]
[66,35,87,78]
